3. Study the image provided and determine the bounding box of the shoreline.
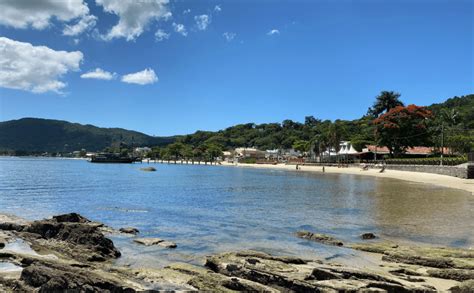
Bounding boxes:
[220,162,474,194]
[1,212,472,291]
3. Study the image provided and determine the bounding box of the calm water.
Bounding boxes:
[0,157,472,268]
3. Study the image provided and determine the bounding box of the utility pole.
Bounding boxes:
[440,122,444,166]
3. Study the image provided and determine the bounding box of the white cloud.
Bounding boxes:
[214,5,222,12]
[80,68,115,80]
[96,0,171,41]
[183,9,191,15]
[173,23,187,36]
[155,29,170,41]
[0,0,90,30]
[223,32,236,42]
[267,29,280,36]
[121,68,158,85]
[194,14,211,31]
[0,37,83,94]
[63,14,97,36]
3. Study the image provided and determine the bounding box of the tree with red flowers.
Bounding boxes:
[373,105,432,157]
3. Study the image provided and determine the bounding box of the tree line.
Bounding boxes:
[144,92,472,160]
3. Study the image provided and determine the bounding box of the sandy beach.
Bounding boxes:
[220,162,474,194]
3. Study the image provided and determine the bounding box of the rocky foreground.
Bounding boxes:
[0,213,473,292]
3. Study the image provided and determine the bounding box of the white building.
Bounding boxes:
[134,147,151,154]
[337,141,359,155]
[234,147,266,159]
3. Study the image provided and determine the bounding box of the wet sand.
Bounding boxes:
[220,162,474,194]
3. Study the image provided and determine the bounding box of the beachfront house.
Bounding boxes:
[234,147,266,159]
[222,151,233,162]
[265,149,279,160]
[361,145,451,159]
[134,147,152,154]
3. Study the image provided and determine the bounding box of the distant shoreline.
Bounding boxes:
[220,162,474,194]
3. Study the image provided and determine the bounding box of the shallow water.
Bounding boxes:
[0,157,472,268]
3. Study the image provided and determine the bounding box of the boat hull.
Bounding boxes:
[90,157,136,163]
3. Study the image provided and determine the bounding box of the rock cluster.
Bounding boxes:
[296,230,344,246]
[1,213,473,292]
[22,213,121,262]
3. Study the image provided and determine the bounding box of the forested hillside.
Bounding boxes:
[174,93,473,155]
[0,94,472,155]
[0,118,174,153]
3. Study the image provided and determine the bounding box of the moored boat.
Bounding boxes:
[90,153,136,163]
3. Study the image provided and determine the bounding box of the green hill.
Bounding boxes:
[1,94,472,155]
[0,118,175,153]
[175,94,473,153]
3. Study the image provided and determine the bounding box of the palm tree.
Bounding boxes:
[368,91,404,117]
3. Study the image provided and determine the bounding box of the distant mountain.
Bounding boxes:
[0,118,175,153]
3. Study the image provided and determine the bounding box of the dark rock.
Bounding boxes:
[0,222,25,231]
[205,251,433,292]
[307,268,342,280]
[20,262,134,292]
[235,250,308,264]
[296,230,344,246]
[140,167,156,172]
[24,216,120,261]
[53,213,89,223]
[382,252,455,269]
[389,268,422,277]
[119,227,139,235]
[426,268,474,281]
[361,233,377,240]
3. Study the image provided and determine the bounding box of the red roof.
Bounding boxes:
[365,145,450,155]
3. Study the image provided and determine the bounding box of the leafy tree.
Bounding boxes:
[167,142,185,161]
[304,116,320,127]
[204,143,223,162]
[292,140,310,154]
[368,91,404,117]
[326,121,347,153]
[181,145,194,161]
[373,105,432,157]
[447,134,474,154]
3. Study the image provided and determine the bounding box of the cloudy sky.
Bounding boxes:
[0,0,472,135]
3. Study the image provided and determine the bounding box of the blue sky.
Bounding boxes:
[0,0,472,136]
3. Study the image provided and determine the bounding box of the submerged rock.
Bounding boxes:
[296,230,344,246]
[133,238,177,248]
[158,241,177,248]
[133,238,163,246]
[119,227,139,235]
[361,232,377,240]
[140,167,156,172]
